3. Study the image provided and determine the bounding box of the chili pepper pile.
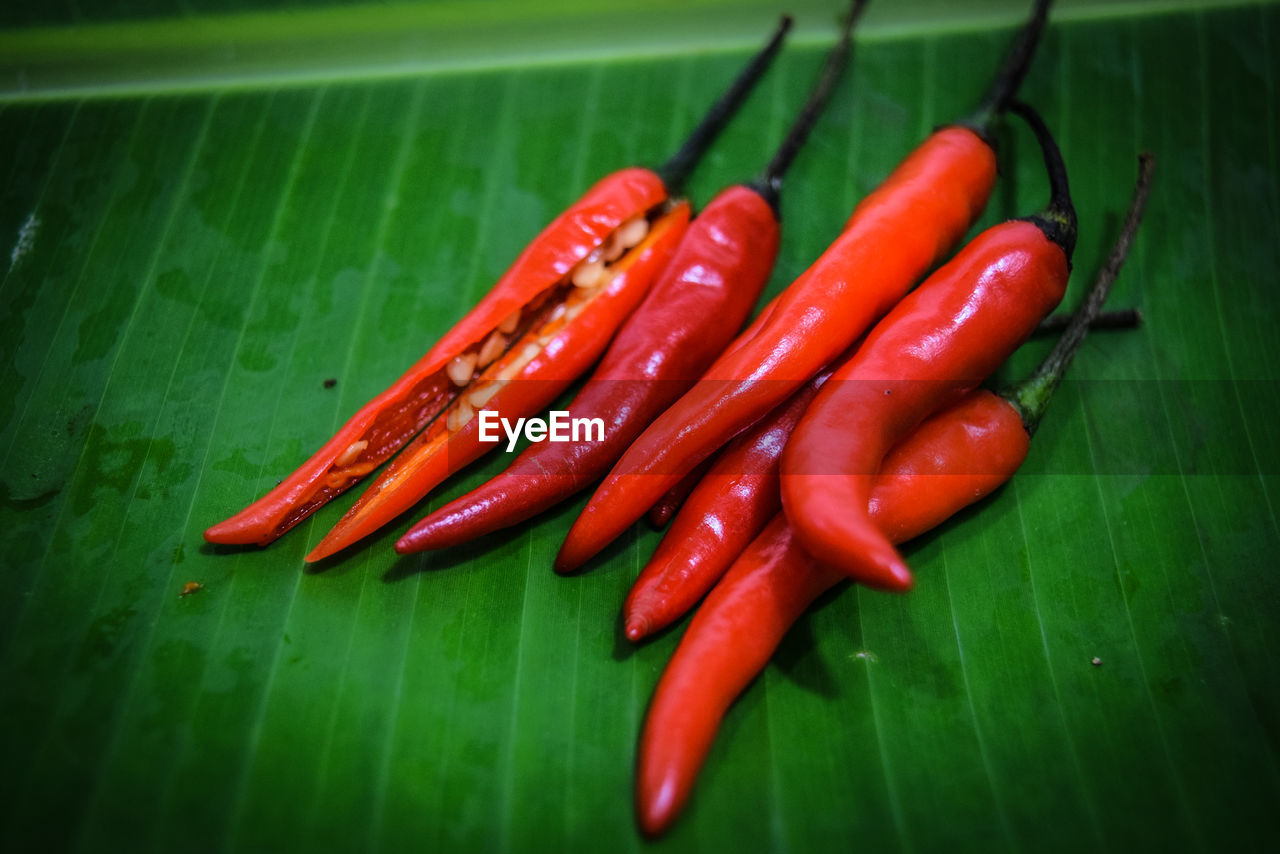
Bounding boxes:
[203,0,1158,839]
[637,141,1154,836]
[395,0,870,555]
[204,15,793,556]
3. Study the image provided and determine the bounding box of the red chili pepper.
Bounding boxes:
[556,0,1055,573]
[203,19,791,550]
[781,99,1077,590]
[393,3,868,555]
[636,153,1154,835]
[308,203,690,560]
[624,362,828,639]
[645,455,715,529]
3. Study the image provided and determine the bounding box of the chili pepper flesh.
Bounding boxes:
[386,191,767,555]
[307,202,691,561]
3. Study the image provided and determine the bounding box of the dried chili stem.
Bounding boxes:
[658,15,792,191]
[960,0,1053,140]
[751,0,869,209]
[1011,152,1156,433]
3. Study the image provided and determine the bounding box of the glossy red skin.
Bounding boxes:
[781,220,1068,590]
[394,186,778,554]
[624,368,824,640]
[305,202,691,562]
[636,389,1029,836]
[203,168,666,547]
[645,456,713,529]
[557,126,998,572]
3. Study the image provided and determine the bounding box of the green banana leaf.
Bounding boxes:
[2,1,1278,851]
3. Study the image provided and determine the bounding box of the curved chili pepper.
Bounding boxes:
[781,98,1077,590]
[393,2,868,555]
[637,153,1154,836]
[203,18,791,549]
[556,0,1055,573]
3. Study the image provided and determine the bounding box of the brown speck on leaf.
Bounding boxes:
[179,581,204,598]
[1091,656,1102,667]
[323,378,337,389]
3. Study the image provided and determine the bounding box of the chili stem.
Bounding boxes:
[960,0,1052,140]
[658,16,792,192]
[1035,308,1142,335]
[1011,98,1078,258]
[750,0,869,209]
[1009,153,1156,433]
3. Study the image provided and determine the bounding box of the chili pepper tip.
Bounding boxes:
[856,558,915,592]
[553,551,581,575]
[624,618,648,643]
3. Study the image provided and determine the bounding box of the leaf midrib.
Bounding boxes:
[0,0,1261,103]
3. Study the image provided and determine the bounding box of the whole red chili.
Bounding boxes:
[636,153,1154,835]
[645,455,715,529]
[556,0,1055,573]
[393,2,868,556]
[781,99,1077,590]
[203,19,791,550]
[624,362,828,639]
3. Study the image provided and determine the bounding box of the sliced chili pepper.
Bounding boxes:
[307,201,690,561]
[556,0,1055,573]
[203,18,791,549]
[636,153,1154,836]
[781,98,1077,590]
[393,2,867,555]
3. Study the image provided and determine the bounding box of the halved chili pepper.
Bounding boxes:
[781,98,1077,590]
[203,18,792,550]
[393,2,869,556]
[636,153,1154,836]
[555,0,1056,573]
[308,203,689,560]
